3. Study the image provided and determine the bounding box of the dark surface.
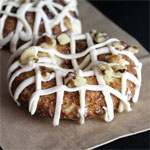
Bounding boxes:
[88,0,150,150]
[88,0,149,52]
[96,131,150,150]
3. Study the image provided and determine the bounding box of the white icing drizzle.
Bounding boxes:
[53,70,64,126]
[94,68,114,122]
[109,45,142,111]
[0,0,82,53]
[7,33,142,126]
[77,69,86,124]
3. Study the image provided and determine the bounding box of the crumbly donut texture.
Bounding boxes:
[8,31,142,126]
[0,0,82,53]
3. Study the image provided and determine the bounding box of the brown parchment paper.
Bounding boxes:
[0,1,150,149]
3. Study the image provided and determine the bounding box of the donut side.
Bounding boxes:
[8,31,142,125]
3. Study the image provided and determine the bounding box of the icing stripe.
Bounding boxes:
[95,68,114,122]
[0,0,81,52]
[7,60,20,80]
[53,70,64,126]
[14,76,35,101]
[8,33,142,126]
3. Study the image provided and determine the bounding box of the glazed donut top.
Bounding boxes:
[0,0,81,53]
[7,31,142,126]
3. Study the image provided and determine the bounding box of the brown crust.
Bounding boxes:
[10,38,137,120]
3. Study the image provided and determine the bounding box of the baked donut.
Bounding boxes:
[0,0,81,53]
[7,30,142,126]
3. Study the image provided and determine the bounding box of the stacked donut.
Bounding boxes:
[0,0,142,126]
[0,0,81,52]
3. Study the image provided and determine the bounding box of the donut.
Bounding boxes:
[7,30,142,126]
[0,0,81,53]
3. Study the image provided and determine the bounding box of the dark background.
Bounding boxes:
[88,0,150,149]
[0,1,149,150]
[88,0,149,51]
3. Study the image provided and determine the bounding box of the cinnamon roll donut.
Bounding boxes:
[7,30,142,126]
[0,0,82,53]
